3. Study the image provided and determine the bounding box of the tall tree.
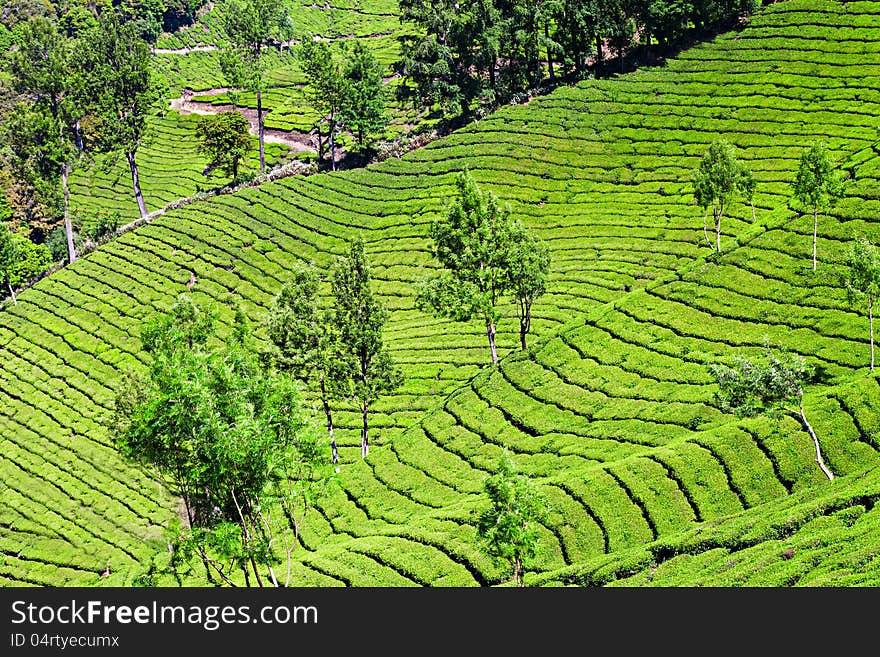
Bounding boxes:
[267,262,342,464]
[709,344,833,481]
[220,0,293,173]
[692,138,753,255]
[505,225,551,350]
[844,235,880,372]
[331,237,402,459]
[398,0,498,115]
[417,169,516,365]
[6,17,83,264]
[300,38,347,170]
[339,40,387,151]
[112,295,327,586]
[0,222,18,304]
[82,11,162,219]
[0,225,53,304]
[791,142,845,271]
[476,451,546,587]
[195,110,252,180]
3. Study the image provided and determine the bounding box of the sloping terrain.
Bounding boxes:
[2,0,880,586]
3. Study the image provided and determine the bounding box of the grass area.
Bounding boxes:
[3,0,880,586]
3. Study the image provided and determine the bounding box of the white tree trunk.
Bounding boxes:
[812,207,818,271]
[486,319,498,365]
[870,297,875,372]
[798,402,833,481]
[257,89,266,173]
[61,163,76,265]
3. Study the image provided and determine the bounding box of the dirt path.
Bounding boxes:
[170,89,317,153]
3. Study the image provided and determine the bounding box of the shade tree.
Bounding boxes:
[791,142,845,271]
[844,235,880,372]
[709,343,833,481]
[691,139,754,255]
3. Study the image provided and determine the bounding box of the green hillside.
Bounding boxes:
[69,0,410,225]
[2,0,880,586]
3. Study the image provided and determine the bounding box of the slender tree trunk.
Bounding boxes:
[797,401,833,481]
[329,113,336,172]
[361,399,369,459]
[513,557,523,587]
[316,122,324,164]
[319,374,339,463]
[751,202,756,223]
[486,318,498,365]
[545,23,555,82]
[61,162,76,265]
[519,299,531,351]
[812,206,818,271]
[257,88,266,173]
[7,279,16,306]
[74,120,84,152]
[870,296,875,372]
[127,151,148,219]
[715,209,723,254]
[703,208,712,249]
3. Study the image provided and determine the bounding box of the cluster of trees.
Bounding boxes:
[710,342,834,480]
[112,295,327,586]
[215,0,388,173]
[300,38,388,168]
[266,237,402,460]
[398,0,761,115]
[109,174,554,585]
[0,0,206,45]
[691,138,878,371]
[0,220,51,304]
[113,237,400,584]
[1,8,159,268]
[418,169,551,364]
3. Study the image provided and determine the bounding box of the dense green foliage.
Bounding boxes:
[112,295,326,586]
[792,142,845,270]
[331,237,402,458]
[844,236,880,371]
[267,261,344,463]
[0,222,51,303]
[219,0,293,172]
[692,138,754,254]
[398,0,761,115]
[195,110,252,180]
[476,451,546,586]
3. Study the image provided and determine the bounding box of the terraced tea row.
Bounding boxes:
[3,0,880,585]
[531,432,880,586]
[68,111,289,227]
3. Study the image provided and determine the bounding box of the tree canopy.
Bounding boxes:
[709,343,833,480]
[844,235,880,372]
[476,451,546,587]
[692,138,754,255]
[195,110,252,181]
[418,169,549,363]
[791,143,845,271]
[112,295,328,586]
[220,0,293,172]
[331,237,402,458]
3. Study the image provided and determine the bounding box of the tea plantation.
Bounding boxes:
[2,0,880,586]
